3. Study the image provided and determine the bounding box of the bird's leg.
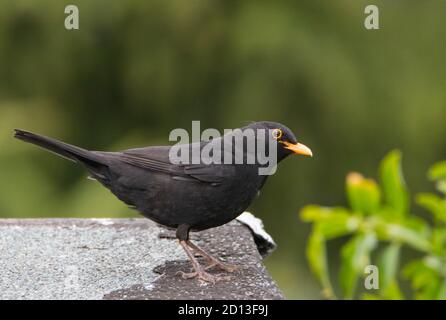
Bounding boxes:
[186,240,242,273]
[175,224,230,282]
[177,240,220,282]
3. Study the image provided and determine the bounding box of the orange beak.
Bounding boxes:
[282,141,313,157]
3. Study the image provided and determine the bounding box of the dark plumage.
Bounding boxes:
[14,121,312,282]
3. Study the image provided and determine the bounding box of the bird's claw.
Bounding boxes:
[176,270,231,283]
[204,261,242,273]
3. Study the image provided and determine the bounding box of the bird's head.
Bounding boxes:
[245,121,313,162]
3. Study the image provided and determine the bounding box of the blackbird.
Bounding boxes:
[14,121,312,282]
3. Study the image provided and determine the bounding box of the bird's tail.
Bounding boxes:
[13,129,107,169]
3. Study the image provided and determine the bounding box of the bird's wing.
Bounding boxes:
[117,146,185,176]
[183,164,234,185]
[114,146,233,185]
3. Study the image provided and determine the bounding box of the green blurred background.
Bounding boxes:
[1,0,446,299]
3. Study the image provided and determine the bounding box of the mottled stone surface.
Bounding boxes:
[0,219,284,300]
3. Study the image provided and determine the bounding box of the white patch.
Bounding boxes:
[236,212,276,248]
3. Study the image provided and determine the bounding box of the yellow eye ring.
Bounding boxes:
[272,128,283,140]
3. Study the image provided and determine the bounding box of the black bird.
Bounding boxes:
[14,121,312,282]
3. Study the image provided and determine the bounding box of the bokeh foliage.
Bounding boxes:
[301,151,446,299]
[1,1,446,298]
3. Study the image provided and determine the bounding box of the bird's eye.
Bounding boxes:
[272,129,283,140]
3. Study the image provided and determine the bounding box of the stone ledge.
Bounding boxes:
[0,218,284,300]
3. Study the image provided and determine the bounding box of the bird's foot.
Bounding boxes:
[185,240,245,273]
[176,270,231,283]
[204,260,243,273]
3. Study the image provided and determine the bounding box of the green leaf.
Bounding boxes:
[403,259,442,299]
[424,256,446,276]
[437,278,446,300]
[306,231,334,298]
[428,161,446,196]
[379,243,400,288]
[346,172,381,215]
[315,218,358,240]
[378,242,403,299]
[339,233,377,299]
[428,161,446,181]
[376,222,431,252]
[404,216,431,234]
[432,228,446,254]
[382,282,404,300]
[300,205,351,222]
[436,181,446,196]
[416,193,446,223]
[361,293,381,300]
[379,150,409,219]
[300,206,359,239]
